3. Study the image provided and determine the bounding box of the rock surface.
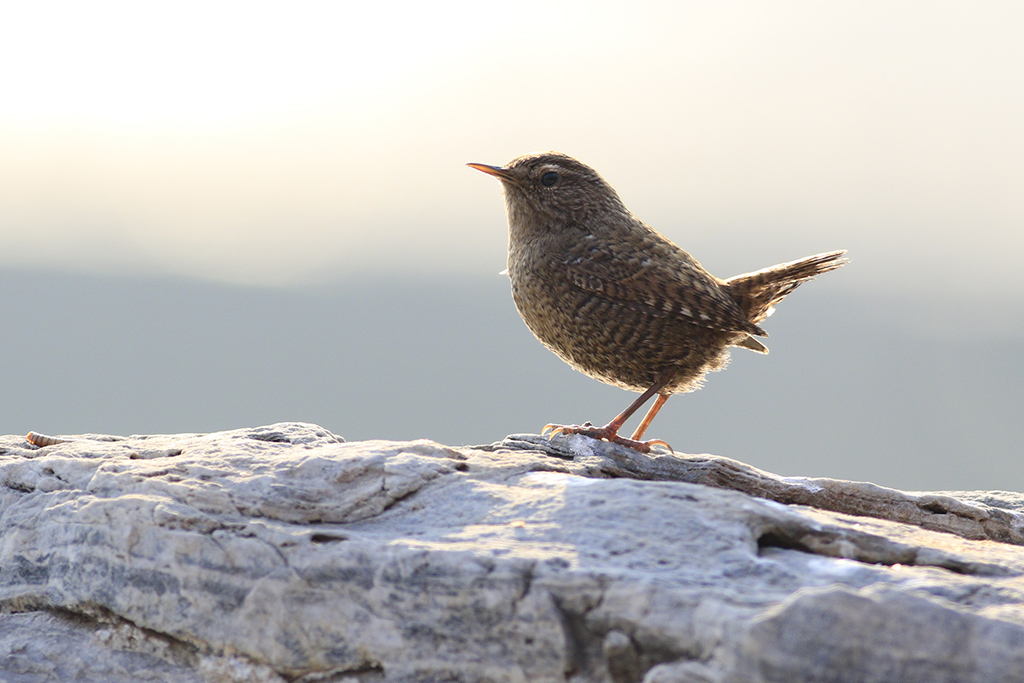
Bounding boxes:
[2,422,1024,682]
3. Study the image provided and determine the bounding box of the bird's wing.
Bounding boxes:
[563,230,765,336]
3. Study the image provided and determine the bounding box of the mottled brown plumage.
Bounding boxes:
[469,152,847,452]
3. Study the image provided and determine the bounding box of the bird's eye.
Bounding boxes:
[540,171,559,187]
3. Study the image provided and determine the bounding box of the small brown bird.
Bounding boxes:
[469,152,847,453]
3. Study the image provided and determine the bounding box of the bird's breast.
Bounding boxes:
[505,242,737,393]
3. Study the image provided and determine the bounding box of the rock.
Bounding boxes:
[2,422,1024,682]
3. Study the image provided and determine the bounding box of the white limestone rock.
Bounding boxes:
[2,422,1023,682]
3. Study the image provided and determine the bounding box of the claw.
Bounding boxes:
[542,424,565,438]
[645,439,674,453]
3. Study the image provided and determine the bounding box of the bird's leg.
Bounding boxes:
[630,393,670,442]
[543,377,673,453]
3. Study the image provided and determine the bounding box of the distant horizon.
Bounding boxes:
[5,262,1022,342]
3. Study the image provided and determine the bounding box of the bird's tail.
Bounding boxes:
[724,250,848,324]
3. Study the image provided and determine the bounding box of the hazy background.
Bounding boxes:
[1,2,1021,490]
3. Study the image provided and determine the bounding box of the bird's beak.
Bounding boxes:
[467,162,511,180]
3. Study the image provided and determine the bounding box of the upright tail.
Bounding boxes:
[724,250,848,325]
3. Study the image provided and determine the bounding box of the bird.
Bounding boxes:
[468,152,847,453]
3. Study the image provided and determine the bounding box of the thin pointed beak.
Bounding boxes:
[467,162,511,180]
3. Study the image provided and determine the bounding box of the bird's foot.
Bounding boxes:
[542,422,673,454]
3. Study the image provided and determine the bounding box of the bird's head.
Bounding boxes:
[468,152,628,240]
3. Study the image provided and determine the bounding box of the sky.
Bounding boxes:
[2,1,1022,296]
[0,2,1021,489]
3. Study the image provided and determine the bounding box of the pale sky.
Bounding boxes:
[2,1,1022,297]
